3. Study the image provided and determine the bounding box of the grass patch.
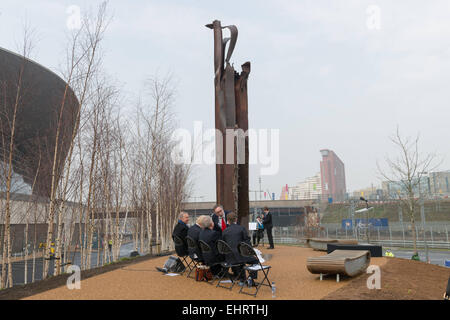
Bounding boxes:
[118,256,140,262]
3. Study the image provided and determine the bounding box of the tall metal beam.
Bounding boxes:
[206,20,250,229]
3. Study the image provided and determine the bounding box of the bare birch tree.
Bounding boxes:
[378,127,441,255]
[0,26,34,288]
[43,1,110,277]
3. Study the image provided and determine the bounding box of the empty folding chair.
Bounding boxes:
[216,240,246,290]
[237,242,272,297]
[186,236,202,278]
[173,235,193,274]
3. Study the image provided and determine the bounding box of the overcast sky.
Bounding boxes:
[1,0,450,201]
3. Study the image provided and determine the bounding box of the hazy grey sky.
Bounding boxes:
[1,0,450,201]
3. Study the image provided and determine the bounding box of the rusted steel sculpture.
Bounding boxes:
[206,20,250,229]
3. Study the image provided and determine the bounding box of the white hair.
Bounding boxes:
[178,212,188,220]
[201,216,213,229]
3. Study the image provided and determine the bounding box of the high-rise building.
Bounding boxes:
[320,149,346,202]
[352,185,383,200]
[429,171,450,195]
[382,170,450,198]
[288,173,322,200]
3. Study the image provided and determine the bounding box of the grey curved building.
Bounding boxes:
[0,47,79,197]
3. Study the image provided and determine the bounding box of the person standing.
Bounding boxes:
[256,215,264,245]
[262,207,274,249]
[211,204,228,235]
[252,215,264,246]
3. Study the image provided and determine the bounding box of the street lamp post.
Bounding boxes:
[349,199,356,238]
[357,197,373,244]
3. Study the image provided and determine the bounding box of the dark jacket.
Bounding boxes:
[222,223,254,265]
[199,228,223,265]
[187,224,203,260]
[172,221,189,256]
[211,211,229,235]
[262,211,273,229]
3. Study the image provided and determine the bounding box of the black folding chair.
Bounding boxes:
[186,236,202,278]
[173,235,193,275]
[198,240,224,285]
[237,242,272,297]
[216,240,246,290]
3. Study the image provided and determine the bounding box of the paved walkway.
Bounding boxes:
[24,245,387,300]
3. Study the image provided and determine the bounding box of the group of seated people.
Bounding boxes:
[172,205,259,285]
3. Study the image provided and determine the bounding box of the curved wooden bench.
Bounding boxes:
[307,250,371,282]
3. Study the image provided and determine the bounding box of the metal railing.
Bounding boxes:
[256,225,450,250]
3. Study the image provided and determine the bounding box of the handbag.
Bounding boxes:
[195,265,213,282]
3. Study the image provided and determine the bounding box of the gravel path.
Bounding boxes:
[24,245,387,300]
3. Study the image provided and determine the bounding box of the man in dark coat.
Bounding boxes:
[211,204,229,235]
[187,215,206,262]
[199,216,224,275]
[262,206,274,249]
[172,212,189,256]
[222,212,258,282]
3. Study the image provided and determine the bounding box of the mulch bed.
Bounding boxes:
[0,252,171,300]
[322,257,450,300]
